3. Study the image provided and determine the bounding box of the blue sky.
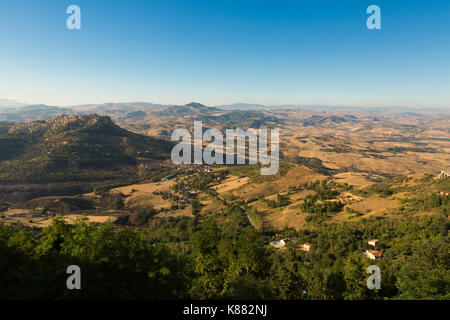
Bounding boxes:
[0,0,449,109]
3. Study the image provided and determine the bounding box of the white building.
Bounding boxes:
[368,239,379,247]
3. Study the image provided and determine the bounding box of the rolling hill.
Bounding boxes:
[0,114,173,183]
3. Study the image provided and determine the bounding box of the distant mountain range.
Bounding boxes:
[0,101,448,123]
[215,103,271,110]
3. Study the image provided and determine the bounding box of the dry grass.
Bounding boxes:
[114,180,176,196]
[0,209,123,228]
[333,172,375,188]
[234,165,326,201]
[261,207,308,231]
[212,176,250,194]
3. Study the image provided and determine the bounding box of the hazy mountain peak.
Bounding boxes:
[184,102,206,108]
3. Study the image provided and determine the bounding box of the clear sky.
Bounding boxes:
[0,0,449,109]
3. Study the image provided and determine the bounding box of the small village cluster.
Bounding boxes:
[269,238,311,252]
[270,237,383,260]
[364,239,383,260]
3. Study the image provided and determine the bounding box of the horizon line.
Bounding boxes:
[1,98,449,112]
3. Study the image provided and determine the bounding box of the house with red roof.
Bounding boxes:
[365,249,383,260]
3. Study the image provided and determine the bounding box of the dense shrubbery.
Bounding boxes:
[129,206,156,226]
[245,206,263,230]
[262,194,291,208]
[0,217,188,299]
[93,183,116,195]
[1,211,448,300]
[354,182,394,198]
[301,197,344,214]
[190,198,203,216]
[405,194,449,214]
[298,180,344,223]
[229,163,291,183]
[97,192,125,210]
